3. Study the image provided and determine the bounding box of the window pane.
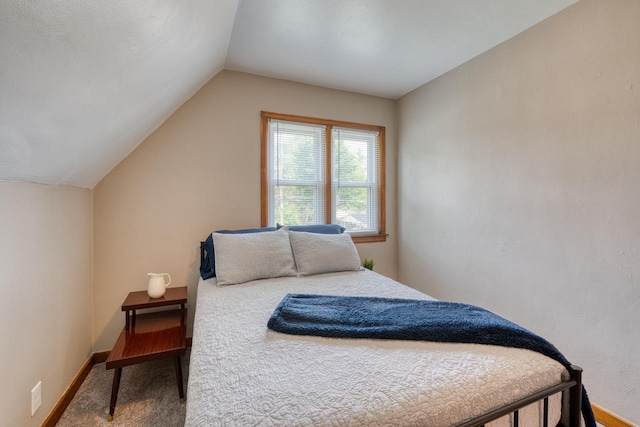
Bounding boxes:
[335,186,372,231]
[268,119,326,226]
[271,122,324,182]
[273,185,322,226]
[333,128,376,184]
[332,127,379,233]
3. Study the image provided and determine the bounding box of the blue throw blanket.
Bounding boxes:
[268,294,595,427]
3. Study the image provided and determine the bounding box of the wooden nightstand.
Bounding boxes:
[105,287,187,421]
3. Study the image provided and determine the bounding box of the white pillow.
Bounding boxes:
[289,231,363,276]
[213,227,297,285]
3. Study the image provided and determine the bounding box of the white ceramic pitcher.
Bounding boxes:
[147,273,171,298]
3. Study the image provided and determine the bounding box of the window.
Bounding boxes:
[261,111,386,243]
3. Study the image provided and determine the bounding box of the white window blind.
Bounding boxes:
[332,127,379,233]
[268,119,326,226]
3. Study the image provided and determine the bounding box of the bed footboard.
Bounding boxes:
[456,365,583,427]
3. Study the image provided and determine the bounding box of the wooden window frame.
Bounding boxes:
[261,111,387,243]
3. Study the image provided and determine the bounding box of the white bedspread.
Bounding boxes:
[186,270,565,426]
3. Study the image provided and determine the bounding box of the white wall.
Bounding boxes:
[397,0,640,422]
[0,182,93,427]
[93,70,397,351]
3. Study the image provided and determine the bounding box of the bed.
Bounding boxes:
[186,227,588,426]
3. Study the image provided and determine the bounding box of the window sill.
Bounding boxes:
[351,233,388,243]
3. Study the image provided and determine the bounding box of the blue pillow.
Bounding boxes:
[200,227,277,280]
[276,223,345,234]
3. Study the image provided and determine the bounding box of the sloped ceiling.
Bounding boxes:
[0,0,239,188]
[0,0,577,188]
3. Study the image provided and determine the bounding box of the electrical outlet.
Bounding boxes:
[31,381,42,416]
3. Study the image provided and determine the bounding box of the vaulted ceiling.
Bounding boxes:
[0,0,577,188]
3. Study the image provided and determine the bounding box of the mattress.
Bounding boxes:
[186,269,565,426]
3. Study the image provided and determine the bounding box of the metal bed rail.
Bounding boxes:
[456,365,583,427]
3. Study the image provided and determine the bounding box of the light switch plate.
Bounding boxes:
[31,381,42,416]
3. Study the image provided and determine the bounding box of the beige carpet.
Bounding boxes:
[56,351,189,427]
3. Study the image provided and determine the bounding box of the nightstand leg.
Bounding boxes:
[108,367,122,421]
[174,356,185,402]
